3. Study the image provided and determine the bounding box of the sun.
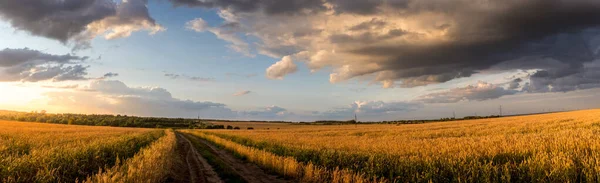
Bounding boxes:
[0,83,49,112]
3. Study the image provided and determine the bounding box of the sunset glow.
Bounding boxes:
[0,0,599,120]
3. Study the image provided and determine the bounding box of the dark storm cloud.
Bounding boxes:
[357,0,600,86]
[329,0,383,15]
[170,0,412,15]
[0,48,89,82]
[0,0,162,48]
[0,0,115,42]
[356,31,599,86]
[169,0,326,15]
[191,0,600,89]
[523,60,600,93]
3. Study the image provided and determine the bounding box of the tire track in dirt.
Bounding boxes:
[176,133,222,183]
[184,133,292,183]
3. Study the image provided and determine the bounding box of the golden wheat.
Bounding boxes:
[85,129,177,183]
[203,110,600,182]
[184,130,386,183]
[0,120,162,182]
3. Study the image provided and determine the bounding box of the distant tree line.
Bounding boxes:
[0,109,503,129]
[298,115,501,125]
[0,110,197,128]
[0,110,263,129]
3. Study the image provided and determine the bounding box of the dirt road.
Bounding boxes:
[179,132,292,183]
[176,133,222,183]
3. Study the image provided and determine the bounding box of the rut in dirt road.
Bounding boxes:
[184,133,292,183]
[176,133,222,183]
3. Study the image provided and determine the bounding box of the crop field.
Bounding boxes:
[0,120,176,183]
[207,121,296,129]
[190,109,600,182]
[3,110,600,183]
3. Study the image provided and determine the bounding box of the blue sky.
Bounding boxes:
[0,0,599,121]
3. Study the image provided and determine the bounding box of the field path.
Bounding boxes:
[184,133,292,183]
[176,133,222,183]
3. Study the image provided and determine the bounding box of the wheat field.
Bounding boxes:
[4,110,600,182]
[195,109,600,182]
[0,120,174,183]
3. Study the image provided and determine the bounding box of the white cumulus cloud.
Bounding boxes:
[266,56,297,80]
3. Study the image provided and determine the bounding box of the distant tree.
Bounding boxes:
[227,125,233,129]
[234,126,240,130]
[247,127,254,130]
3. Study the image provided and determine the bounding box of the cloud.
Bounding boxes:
[186,17,252,56]
[318,100,422,119]
[519,60,600,93]
[0,48,89,82]
[226,73,258,78]
[188,76,215,82]
[349,88,367,93]
[99,72,119,79]
[238,105,290,118]
[164,73,180,79]
[177,0,600,92]
[42,84,80,89]
[164,72,215,82]
[0,0,164,49]
[169,0,325,15]
[39,79,424,121]
[233,90,251,96]
[45,80,233,117]
[266,56,297,80]
[418,81,519,103]
[508,78,522,90]
[42,80,298,120]
[348,18,387,31]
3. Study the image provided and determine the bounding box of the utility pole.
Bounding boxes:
[499,105,503,116]
[354,113,358,128]
[197,114,201,125]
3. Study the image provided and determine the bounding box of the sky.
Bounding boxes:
[0,0,599,121]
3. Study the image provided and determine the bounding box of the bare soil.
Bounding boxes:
[175,133,222,183]
[182,133,292,183]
